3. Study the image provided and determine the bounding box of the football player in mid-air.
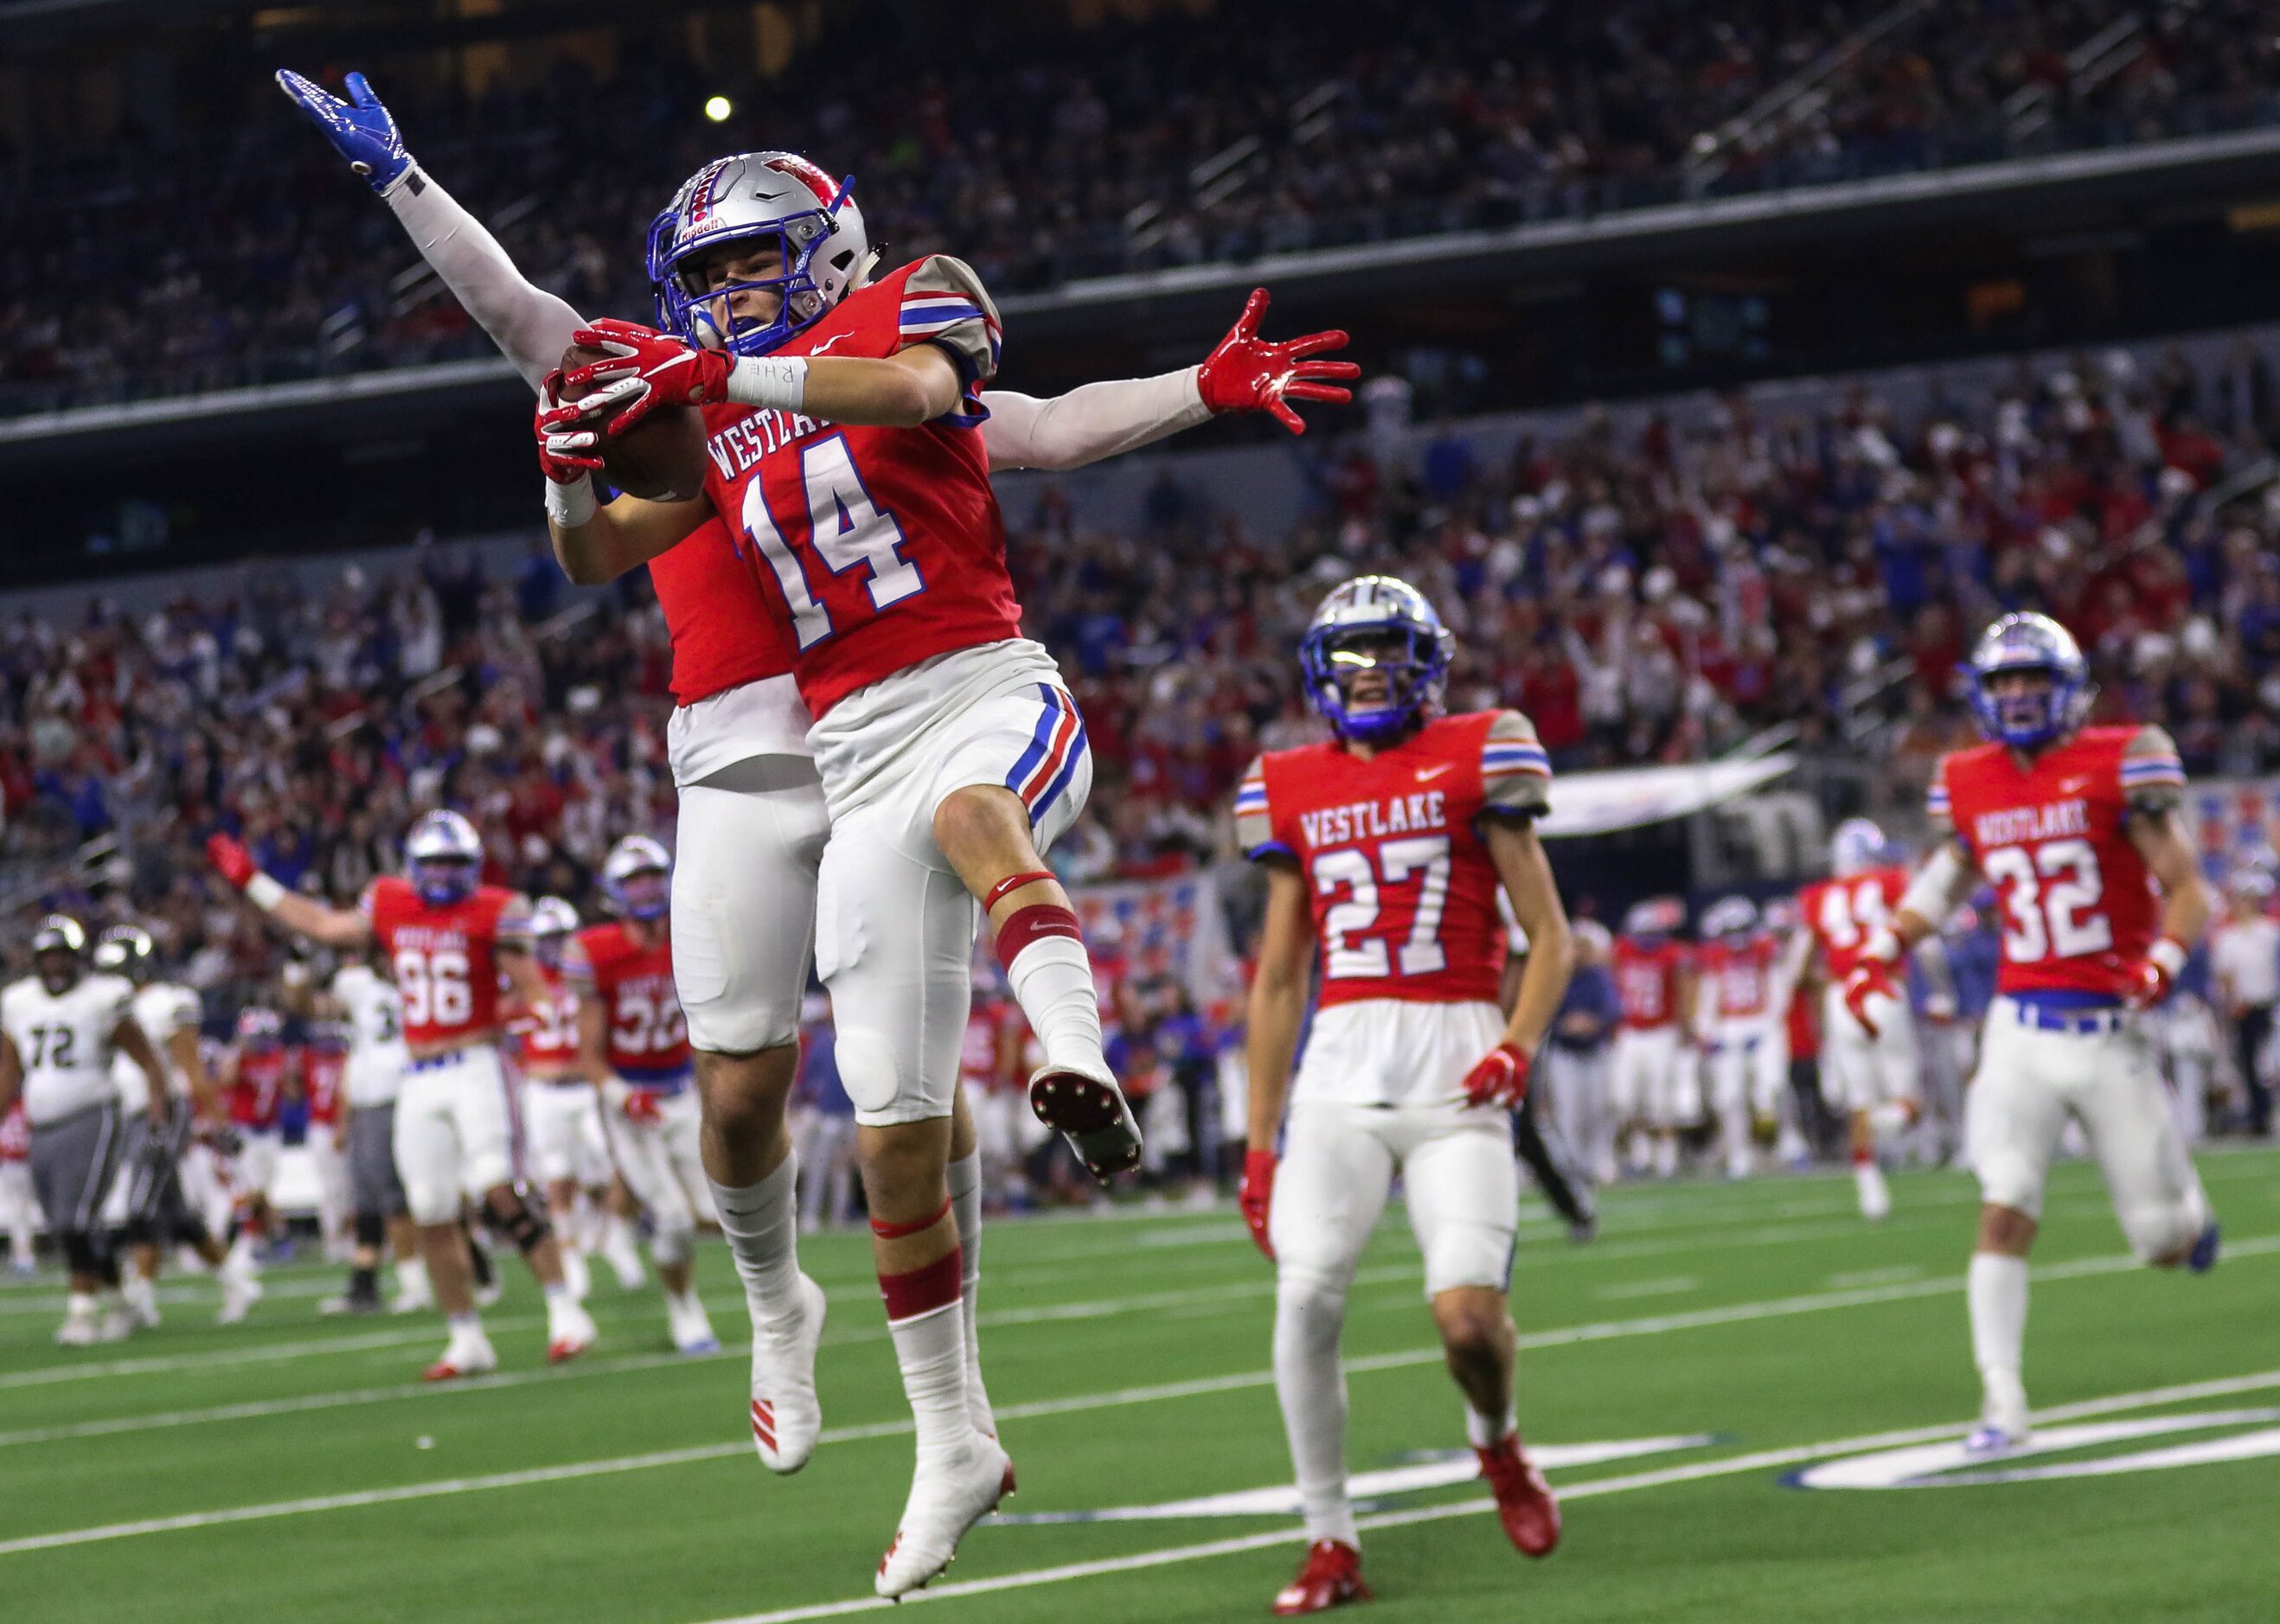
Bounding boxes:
[1237,577,1570,1615]
[1844,613,2219,1455]
[209,810,599,1378]
[0,917,170,1345]
[566,837,721,1356]
[278,76,1355,1589]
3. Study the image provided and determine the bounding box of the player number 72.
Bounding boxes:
[1312,836,1452,980]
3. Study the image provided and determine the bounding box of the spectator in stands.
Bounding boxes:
[2211,871,2280,1137]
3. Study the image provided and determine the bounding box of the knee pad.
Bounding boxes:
[354,1210,387,1250]
[404,1180,460,1228]
[650,1222,695,1269]
[1273,1272,1349,1350]
[831,1028,906,1119]
[485,1187,552,1255]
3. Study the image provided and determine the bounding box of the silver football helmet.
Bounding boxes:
[646,151,870,355]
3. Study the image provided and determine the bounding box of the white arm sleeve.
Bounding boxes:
[979,368,1212,472]
[385,167,587,393]
[1899,842,1976,932]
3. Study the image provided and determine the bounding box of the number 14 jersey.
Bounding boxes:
[1931,723,2185,1001]
[1237,711,1552,1007]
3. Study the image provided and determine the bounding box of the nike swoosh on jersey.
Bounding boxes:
[2059,777,2089,792]
[1415,764,1453,782]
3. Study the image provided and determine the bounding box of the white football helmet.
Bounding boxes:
[1830,817,1886,879]
[647,151,870,355]
[1621,898,1685,939]
[530,897,579,970]
[602,835,672,922]
[1700,896,1760,941]
[405,810,483,905]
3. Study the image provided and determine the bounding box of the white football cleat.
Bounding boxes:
[121,1278,163,1329]
[750,1273,827,1474]
[54,1311,100,1347]
[560,1247,592,1303]
[423,1328,499,1383]
[1854,1160,1892,1222]
[1027,1060,1143,1182]
[668,1293,721,1357]
[217,1258,264,1325]
[601,1224,648,1292]
[96,1304,134,1343]
[547,1299,598,1364]
[1963,1423,2030,1457]
[874,1434,1015,1599]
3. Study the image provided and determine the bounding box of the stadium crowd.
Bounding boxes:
[9,0,2280,412]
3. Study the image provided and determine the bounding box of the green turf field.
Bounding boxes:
[2,1148,2275,1623]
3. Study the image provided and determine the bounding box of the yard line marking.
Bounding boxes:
[694,1366,2280,1623]
[4,1241,2274,1548]
[1826,1264,1925,1288]
[1593,1276,1700,1301]
[0,1318,543,1390]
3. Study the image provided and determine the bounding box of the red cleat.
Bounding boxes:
[421,1359,464,1383]
[1272,1540,1370,1616]
[1476,1434,1560,1557]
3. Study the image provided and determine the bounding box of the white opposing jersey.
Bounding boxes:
[3,973,137,1125]
[111,981,202,1106]
[331,963,408,1107]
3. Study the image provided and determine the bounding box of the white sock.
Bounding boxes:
[1465,1401,1516,1450]
[1854,1160,1890,1211]
[227,1230,259,1270]
[1969,1252,2029,1410]
[1273,1276,1356,1547]
[887,1298,973,1461]
[543,1281,576,1308]
[123,1275,156,1309]
[946,1151,996,1436]
[1721,1104,1752,1177]
[446,1309,483,1339]
[1003,935,1107,1075]
[65,1290,96,1320]
[395,1257,429,1297]
[710,1154,804,1335]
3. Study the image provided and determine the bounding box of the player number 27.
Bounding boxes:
[1312,837,1451,979]
[394,948,472,1028]
[1982,838,2112,962]
[740,434,923,650]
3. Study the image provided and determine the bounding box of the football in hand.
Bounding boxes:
[557,343,710,503]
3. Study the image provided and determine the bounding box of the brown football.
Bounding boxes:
[557,343,710,502]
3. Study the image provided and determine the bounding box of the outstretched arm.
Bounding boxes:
[278,69,582,390]
[206,834,373,949]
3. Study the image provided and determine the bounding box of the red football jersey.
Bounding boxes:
[650,516,791,706]
[700,257,1015,718]
[1799,866,1909,981]
[512,965,582,1071]
[1699,936,1781,1020]
[1934,725,2184,1000]
[360,878,529,1046]
[960,994,1024,1092]
[1236,710,1553,1010]
[1612,937,1688,1028]
[566,923,689,1080]
[0,1100,29,1160]
[302,1047,344,1125]
[228,1047,291,1129]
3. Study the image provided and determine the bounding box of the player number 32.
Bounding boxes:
[1982,837,2113,962]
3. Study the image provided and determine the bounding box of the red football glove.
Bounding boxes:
[2125,938,2190,1009]
[1461,1041,1532,1109]
[1239,1148,1277,1262]
[534,368,608,483]
[555,318,733,438]
[1194,288,1359,435]
[620,1088,663,1125]
[1841,959,1901,1039]
[206,833,259,890]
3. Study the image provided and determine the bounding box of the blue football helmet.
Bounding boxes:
[1965,612,2092,751]
[1298,576,1455,745]
[602,835,672,922]
[404,811,483,906]
[647,152,869,356]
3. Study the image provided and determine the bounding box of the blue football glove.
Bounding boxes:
[276,69,412,194]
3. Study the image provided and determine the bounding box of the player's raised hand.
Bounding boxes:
[276,70,412,195]
[1461,1041,1532,1109]
[205,833,259,890]
[1239,1148,1277,1261]
[560,319,734,436]
[1195,288,1360,435]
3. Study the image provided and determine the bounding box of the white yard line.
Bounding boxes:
[692,1367,2280,1624]
[1592,1276,1700,1301]
[4,1239,2273,1550]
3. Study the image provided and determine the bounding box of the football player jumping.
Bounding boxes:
[278,74,1356,1560]
[564,837,722,1357]
[1236,578,1570,1615]
[209,811,601,1378]
[1844,613,2219,1455]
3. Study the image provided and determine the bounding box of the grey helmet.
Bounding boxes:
[646,151,870,355]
